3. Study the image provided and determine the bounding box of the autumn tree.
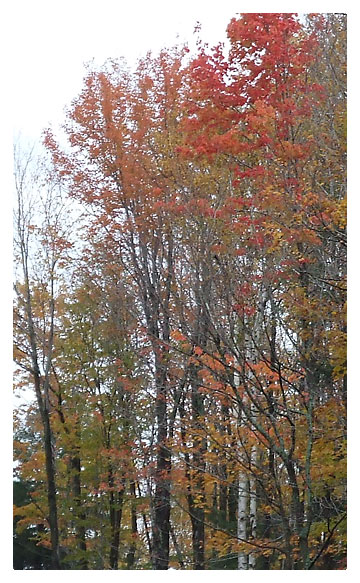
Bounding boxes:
[13,143,76,569]
[14,12,346,571]
[171,12,346,569]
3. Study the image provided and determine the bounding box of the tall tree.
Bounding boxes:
[14,12,346,571]
[14,144,74,569]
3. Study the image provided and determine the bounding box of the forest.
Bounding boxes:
[13,13,346,570]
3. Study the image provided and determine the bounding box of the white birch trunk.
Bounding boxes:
[234,367,249,570]
[247,290,265,569]
[235,284,265,570]
[237,475,248,569]
[248,444,257,569]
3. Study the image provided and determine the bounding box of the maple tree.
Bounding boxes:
[13,12,346,570]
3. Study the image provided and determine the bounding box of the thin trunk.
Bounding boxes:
[287,460,306,569]
[109,468,125,569]
[219,478,227,524]
[169,523,185,569]
[190,384,206,570]
[42,404,61,569]
[179,389,205,570]
[20,250,61,569]
[138,233,173,570]
[152,343,171,569]
[228,478,238,531]
[70,453,87,568]
[234,362,248,570]
[234,338,248,571]
[137,483,153,565]
[218,407,228,526]
[237,475,248,570]
[248,446,257,569]
[186,255,211,570]
[53,391,87,569]
[126,480,138,569]
[235,287,265,570]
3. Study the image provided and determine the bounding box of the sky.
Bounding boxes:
[11,0,244,140]
[8,0,350,141]
[3,0,358,578]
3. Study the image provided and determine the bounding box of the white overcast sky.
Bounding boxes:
[11,0,245,140]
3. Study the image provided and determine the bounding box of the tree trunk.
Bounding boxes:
[126,480,138,568]
[248,446,257,569]
[152,356,171,569]
[179,387,205,570]
[42,408,61,569]
[108,468,125,569]
[190,385,206,570]
[135,232,173,570]
[24,287,61,570]
[70,453,87,568]
[169,523,185,569]
[237,474,248,570]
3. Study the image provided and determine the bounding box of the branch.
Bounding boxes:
[308,513,346,570]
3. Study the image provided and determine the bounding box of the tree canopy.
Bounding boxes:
[13,12,346,570]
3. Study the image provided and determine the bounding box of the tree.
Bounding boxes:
[13,143,74,569]
[14,12,346,570]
